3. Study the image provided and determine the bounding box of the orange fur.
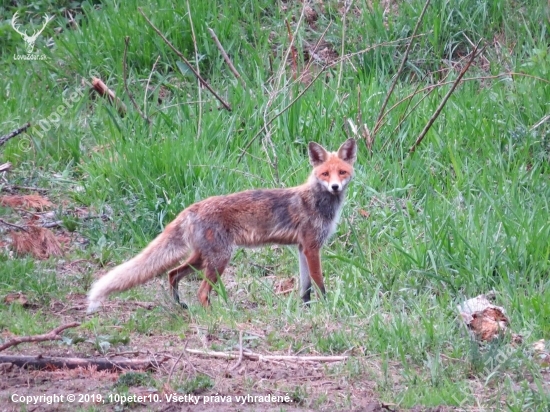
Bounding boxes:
[87,139,357,313]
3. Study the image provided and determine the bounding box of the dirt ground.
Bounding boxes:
[0,292,455,412]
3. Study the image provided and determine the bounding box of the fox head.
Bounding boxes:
[308,139,357,194]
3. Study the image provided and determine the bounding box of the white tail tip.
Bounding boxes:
[86,300,102,314]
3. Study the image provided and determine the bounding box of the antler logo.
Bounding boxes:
[11,12,53,54]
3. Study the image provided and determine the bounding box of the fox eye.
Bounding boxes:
[321,172,329,177]
[339,170,347,175]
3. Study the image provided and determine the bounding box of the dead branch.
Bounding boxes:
[372,0,431,146]
[0,162,12,172]
[1,184,48,193]
[0,322,80,352]
[409,44,483,154]
[0,218,28,232]
[185,348,348,363]
[207,28,245,87]
[91,77,127,116]
[0,122,31,147]
[0,355,160,371]
[123,36,149,123]
[138,7,232,112]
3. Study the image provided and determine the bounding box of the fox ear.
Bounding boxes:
[308,142,328,166]
[337,139,357,165]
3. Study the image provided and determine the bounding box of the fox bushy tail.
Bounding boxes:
[87,224,188,313]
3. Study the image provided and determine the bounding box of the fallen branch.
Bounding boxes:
[0,122,31,148]
[0,322,80,352]
[0,355,160,371]
[207,28,245,88]
[1,184,48,193]
[138,7,232,112]
[185,348,348,363]
[0,162,12,172]
[409,43,484,154]
[0,218,28,233]
[123,36,150,123]
[91,77,127,116]
[40,214,108,229]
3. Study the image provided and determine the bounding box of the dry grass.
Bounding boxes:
[0,194,53,211]
[10,226,63,259]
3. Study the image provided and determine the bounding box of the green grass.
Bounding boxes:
[1,0,549,410]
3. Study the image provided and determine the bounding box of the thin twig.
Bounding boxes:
[409,44,483,154]
[0,122,31,147]
[41,214,108,229]
[167,351,184,383]
[185,348,348,363]
[302,22,332,78]
[530,114,550,131]
[123,37,149,124]
[208,28,245,87]
[187,0,202,140]
[138,7,231,112]
[0,218,28,233]
[379,71,547,137]
[372,0,431,145]
[285,19,298,80]
[143,55,161,117]
[0,322,80,352]
[229,330,244,371]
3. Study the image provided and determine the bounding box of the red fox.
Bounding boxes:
[87,139,357,313]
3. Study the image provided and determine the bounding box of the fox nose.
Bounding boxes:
[331,184,340,191]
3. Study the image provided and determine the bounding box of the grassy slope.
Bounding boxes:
[1,0,549,409]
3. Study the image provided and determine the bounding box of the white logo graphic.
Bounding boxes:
[11,12,53,55]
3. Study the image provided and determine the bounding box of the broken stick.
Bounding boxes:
[0,122,31,148]
[91,77,127,116]
[0,322,80,352]
[185,348,348,363]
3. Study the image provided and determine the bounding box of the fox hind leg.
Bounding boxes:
[168,251,203,308]
[298,246,312,303]
[197,259,229,307]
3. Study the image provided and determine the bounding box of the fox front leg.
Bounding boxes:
[299,245,326,303]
